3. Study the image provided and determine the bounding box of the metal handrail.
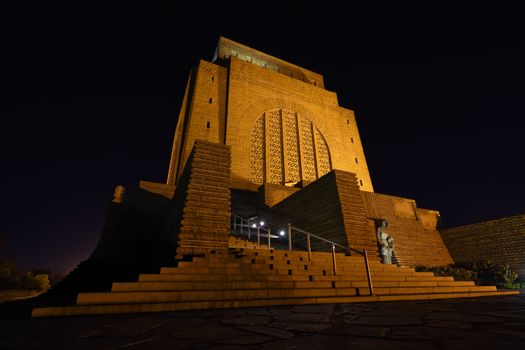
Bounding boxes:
[288,226,362,254]
[230,214,274,250]
[288,223,374,296]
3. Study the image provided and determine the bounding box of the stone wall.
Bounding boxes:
[259,182,299,207]
[166,38,374,192]
[139,180,175,199]
[213,36,324,88]
[226,57,373,192]
[161,140,231,259]
[90,188,170,266]
[168,60,228,184]
[268,170,379,258]
[440,215,525,277]
[361,191,454,267]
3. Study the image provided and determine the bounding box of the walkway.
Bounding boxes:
[1,291,524,349]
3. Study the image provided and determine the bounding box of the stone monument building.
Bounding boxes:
[31,37,517,317]
[142,37,452,267]
[166,37,373,192]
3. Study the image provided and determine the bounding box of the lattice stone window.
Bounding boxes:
[250,109,331,185]
[314,128,331,177]
[282,110,300,183]
[266,110,283,184]
[250,116,265,184]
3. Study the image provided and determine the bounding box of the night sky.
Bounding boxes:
[2,3,524,273]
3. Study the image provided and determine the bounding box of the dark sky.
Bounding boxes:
[2,3,524,273]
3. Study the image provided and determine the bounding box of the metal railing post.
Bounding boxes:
[277,225,373,289]
[332,243,337,275]
[268,228,271,250]
[233,216,236,230]
[307,234,312,261]
[363,249,374,296]
[288,223,292,251]
[257,226,260,245]
[240,219,243,235]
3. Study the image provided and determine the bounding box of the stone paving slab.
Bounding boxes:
[0,290,524,349]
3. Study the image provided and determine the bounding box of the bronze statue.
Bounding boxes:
[377,220,394,264]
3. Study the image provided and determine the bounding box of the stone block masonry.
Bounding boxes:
[161,140,231,260]
[440,214,525,277]
[334,170,378,255]
[166,37,374,193]
[361,191,453,267]
[268,170,378,257]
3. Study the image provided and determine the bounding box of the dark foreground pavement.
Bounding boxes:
[1,291,524,350]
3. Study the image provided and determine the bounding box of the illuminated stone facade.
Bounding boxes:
[146,37,454,267]
[167,37,373,192]
[29,38,516,319]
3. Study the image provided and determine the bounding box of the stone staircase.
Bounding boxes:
[32,236,518,317]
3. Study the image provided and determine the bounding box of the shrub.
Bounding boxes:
[20,272,50,292]
[416,261,522,289]
[416,264,475,282]
[464,261,519,289]
[0,258,20,289]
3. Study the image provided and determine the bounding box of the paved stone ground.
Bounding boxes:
[1,291,524,349]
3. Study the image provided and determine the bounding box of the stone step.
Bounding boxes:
[138,272,453,285]
[32,290,520,317]
[159,266,434,277]
[331,281,474,288]
[227,255,387,267]
[231,250,357,258]
[183,259,415,272]
[194,256,368,265]
[138,273,312,282]
[78,285,497,305]
[76,288,360,305]
[114,279,476,292]
[312,275,455,282]
[112,281,333,292]
[359,280,475,288]
[362,285,497,295]
[159,267,324,276]
[239,255,402,264]
[31,237,516,319]
[234,250,349,259]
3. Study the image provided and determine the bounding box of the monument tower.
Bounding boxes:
[141,37,452,266]
[165,37,373,192]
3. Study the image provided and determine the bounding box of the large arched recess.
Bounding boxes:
[227,97,336,184]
